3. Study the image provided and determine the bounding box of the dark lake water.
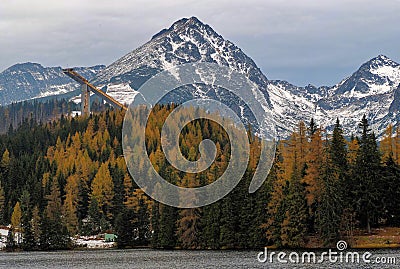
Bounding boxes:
[0,248,398,268]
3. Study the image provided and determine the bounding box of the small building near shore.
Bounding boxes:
[104,233,117,242]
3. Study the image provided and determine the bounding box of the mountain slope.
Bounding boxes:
[0,63,104,105]
[269,55,400,136]
[92,16,272,134]
[94,17,269,93]
[93,17,400,137]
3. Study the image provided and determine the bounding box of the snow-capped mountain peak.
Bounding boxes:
[330,55,400,97]
[93,16,269,95]
[92,17,400,138]
[92,17,271,133]
[269,55,400,137]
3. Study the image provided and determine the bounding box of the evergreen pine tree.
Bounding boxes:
[5,229,15,251]
[202,202,221,249]
[381,156,400,226]
[83,196,102,235]
[20,190,36,250]
[316,152,342,246]
[0,181,5,225]
[114,208,135,248]
[31,206,41,245]
[352,115,382,233]
[263,146,287,247]
[40,179,70,250]
[150,201,160,248]
[219,193,238,249]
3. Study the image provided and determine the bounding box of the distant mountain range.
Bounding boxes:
[0,63,104,105]
[0,17,399,138]
[268,54,400,137]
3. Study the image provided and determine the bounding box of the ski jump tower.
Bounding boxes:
[62,68,128,115]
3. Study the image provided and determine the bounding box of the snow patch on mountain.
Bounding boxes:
[106,83,139,106]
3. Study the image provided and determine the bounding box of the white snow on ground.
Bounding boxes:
[70,83,138,107]
[73,237,116,249]
[35,84,77,98]
[70,95,82,104]
[0,228,115,250]
[106,83,138,106]
[69,111,82,117]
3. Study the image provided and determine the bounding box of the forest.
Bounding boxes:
[0,104,399,250]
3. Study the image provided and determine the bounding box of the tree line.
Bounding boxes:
[0,104,399,250]
[0,98,110,134]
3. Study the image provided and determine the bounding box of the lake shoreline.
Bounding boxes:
[3,227,400,252]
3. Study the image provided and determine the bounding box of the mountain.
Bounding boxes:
[0,63,105,105]
[94,17,269,92]
[92,17,271,134]
[269,55,400,137]
[1,17,399,138]
[93,16,400,137]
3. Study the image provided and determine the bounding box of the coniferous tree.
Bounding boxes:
[381,124,395,162]
[280,160,308,248]
[176,177,203,249]
[352,115,382,233]
[150,201,160,248]
[11,202,22,230]
[328,119,349,236]
[263,146,287,247]
[303,123,323,232]
[5,229,15,251]
[330,119,348,173]
[395,126,400,165]
[40,179,70,250]
[1,103,399,250]
[83,196,102,235]
[381,156,400,226]
[114,207,135,248]
[91,162,114,220]
[20,190,36,250]
[110,163,125,223]
[0,181,6,225]
[219,192,238,249]
[31,206,41,246]
[63,175,79,235]
[77,178,89,228]
[135,198,151,246]
[202,202,221,249]
[316,151,342,246]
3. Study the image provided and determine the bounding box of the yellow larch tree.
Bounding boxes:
[63,174,79,235]
[303,128,324,207]
[381,124,395,162]
[347,136,359,165]
[396,126,400,164]
[91,162,114,219]
[11,202,22,229]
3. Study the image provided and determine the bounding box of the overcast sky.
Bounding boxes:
[0,0,399,86]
